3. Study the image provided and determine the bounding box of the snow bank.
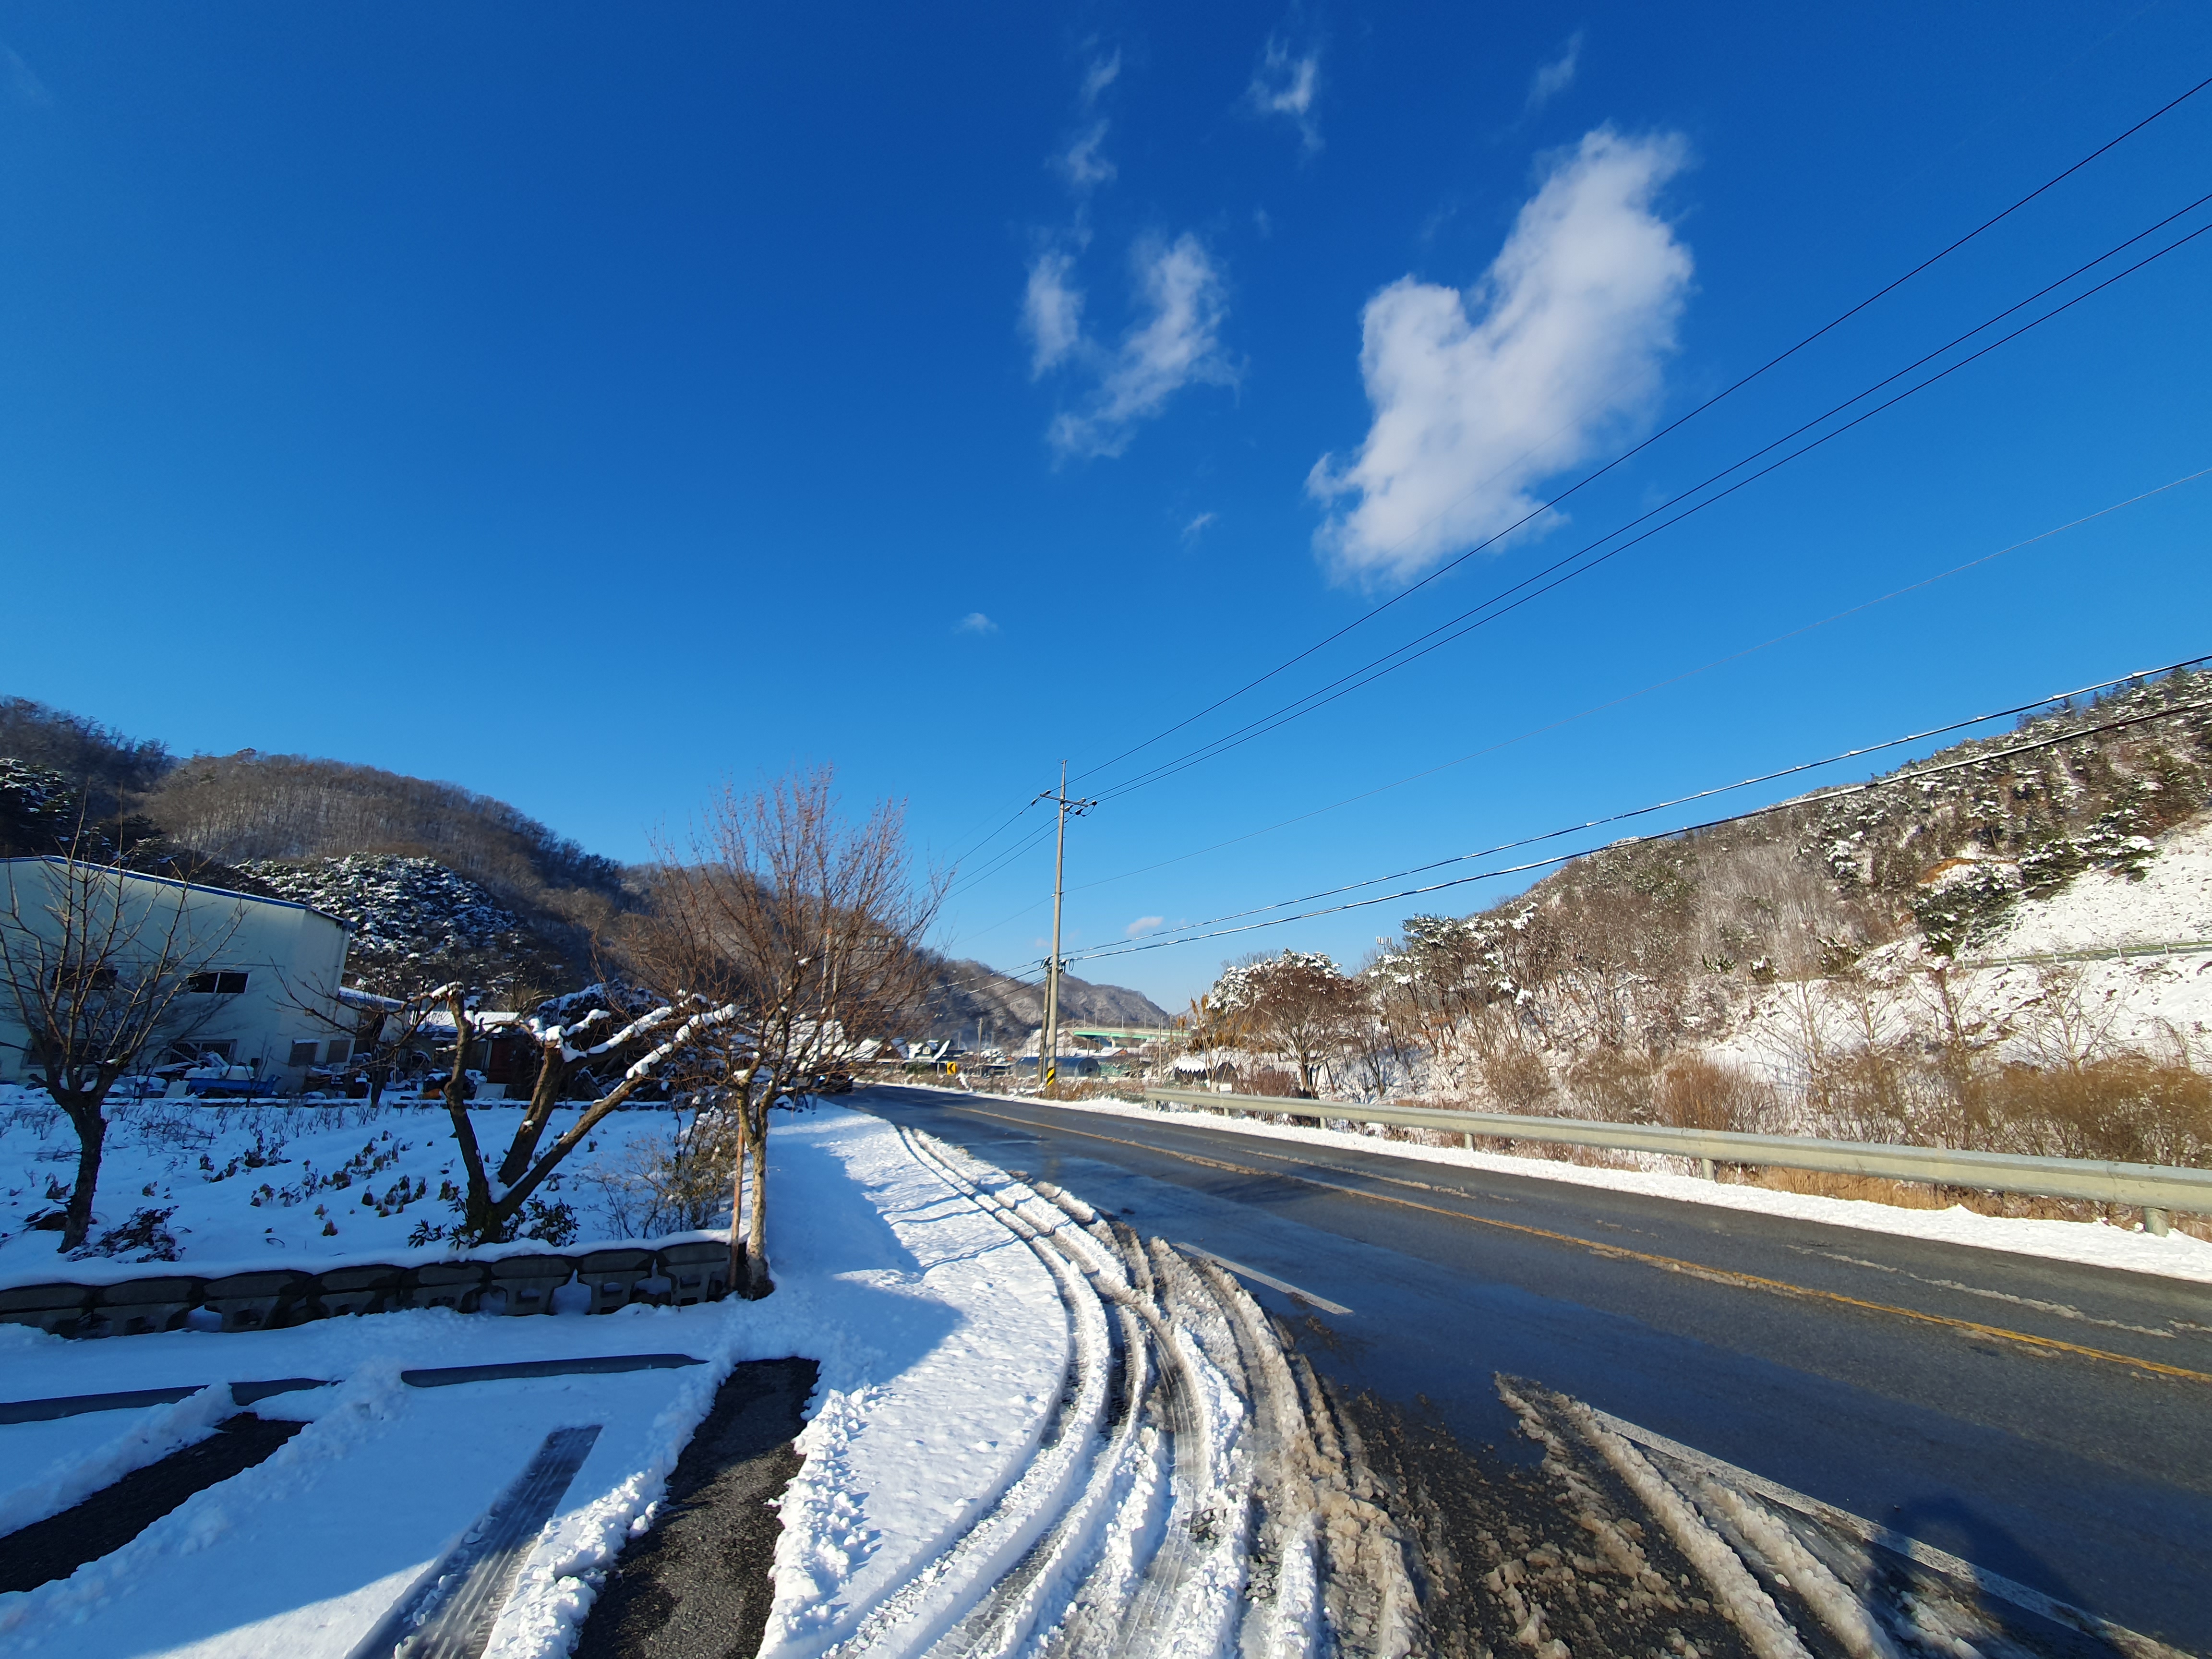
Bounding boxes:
[1038,1096,2212,1284]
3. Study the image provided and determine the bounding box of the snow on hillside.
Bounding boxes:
[1976,813,2212,958]
[1700,813,2212,1088]
[243,854,537,964]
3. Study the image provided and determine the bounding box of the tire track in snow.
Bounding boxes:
[815,1131,1110,1659]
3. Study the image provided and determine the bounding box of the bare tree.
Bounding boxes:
[0,847,247,1250]
[646,768,941,1297]
[432,981,734,1245]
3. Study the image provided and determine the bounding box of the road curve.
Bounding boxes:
[852,1085,2212,1653]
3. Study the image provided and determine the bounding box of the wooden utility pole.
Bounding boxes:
[1037,762,1094,1096]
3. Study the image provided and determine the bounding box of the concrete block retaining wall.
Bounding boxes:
[0,1240,739,1338]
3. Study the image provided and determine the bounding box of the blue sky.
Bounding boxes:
[2,2,2208,1010]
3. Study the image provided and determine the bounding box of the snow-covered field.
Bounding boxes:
[0,1106,1082,1659]
[0,1094,680,1282]
[1022,1094,2212,1284]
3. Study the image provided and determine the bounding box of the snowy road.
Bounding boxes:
[856,1086,2212,1654]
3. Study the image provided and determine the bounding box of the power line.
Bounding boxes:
[1067,693,2212,969]
[1064,657,2210,957]
[942,815,1058,902]
[1050,671,2212,970]
[1026,466,2212,907]
[1087,207,2212,804]
[1064,73,2212,792]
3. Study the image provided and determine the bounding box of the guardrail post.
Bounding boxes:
[2144,1206,2172,1237]
[1699,1157,1716,1181]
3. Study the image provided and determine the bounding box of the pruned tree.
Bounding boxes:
[0,846,249,1250]
[1206,949,1368,1098]
[644,768,941,1297]
[430,980,739,1246]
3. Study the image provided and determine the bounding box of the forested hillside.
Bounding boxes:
[0,695,1169,1027]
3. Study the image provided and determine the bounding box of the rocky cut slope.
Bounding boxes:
[243,854,579,994]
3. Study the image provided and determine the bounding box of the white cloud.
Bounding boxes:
[955,612,999,635]
[1023,251,1086,376]
[1247,39,1321,151]
[1048,234,1234,461]
[1126,915,1165,938]
[1309,128,1692,583]
[1182,511,1219,542]
[1525,30,1584,114]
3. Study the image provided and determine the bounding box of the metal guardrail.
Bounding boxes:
[1140,1086,2211,1233]
[1960,937,2212,970]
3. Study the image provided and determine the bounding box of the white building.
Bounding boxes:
[0,858,352,1087]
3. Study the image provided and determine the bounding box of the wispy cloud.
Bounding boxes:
[955,612,999,636]
[1059,121,1116,194]
[1023,250,1086,376]
[1048,234,1234,461]
[1525,30,1584,114]
[1246,38,1321,152]
[1080,50,1120,107]
[1309,128,1692,583]
[1057,51,1121,195]
[1182,511,1219,542]
[1125,915,1165,938]
[1,39,53,108]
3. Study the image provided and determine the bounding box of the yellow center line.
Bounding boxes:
[951,1101,2212,1385]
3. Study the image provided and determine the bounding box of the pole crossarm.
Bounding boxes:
[1139,1087,2212,1219]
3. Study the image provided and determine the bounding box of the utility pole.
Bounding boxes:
[1036,761,1095,1096]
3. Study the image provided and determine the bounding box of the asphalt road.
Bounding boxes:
[852,1085,2212,1653]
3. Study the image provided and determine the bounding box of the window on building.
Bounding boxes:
[185,971,250,995]
[289,1040,320,1067]
[326,1038,352,1063]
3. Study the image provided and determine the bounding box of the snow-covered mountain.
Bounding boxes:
[923,954,1173,1043]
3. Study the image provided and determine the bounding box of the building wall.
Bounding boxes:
[0,859,351,1086]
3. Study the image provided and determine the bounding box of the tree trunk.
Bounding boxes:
[498,1043,569,1186]
[442,999,500,1241]
[742,1101,772,1298]
[58,1095,106,1252]
[727,1111,749,1296]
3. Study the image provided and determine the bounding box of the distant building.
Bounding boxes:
[0,858,352,1087]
